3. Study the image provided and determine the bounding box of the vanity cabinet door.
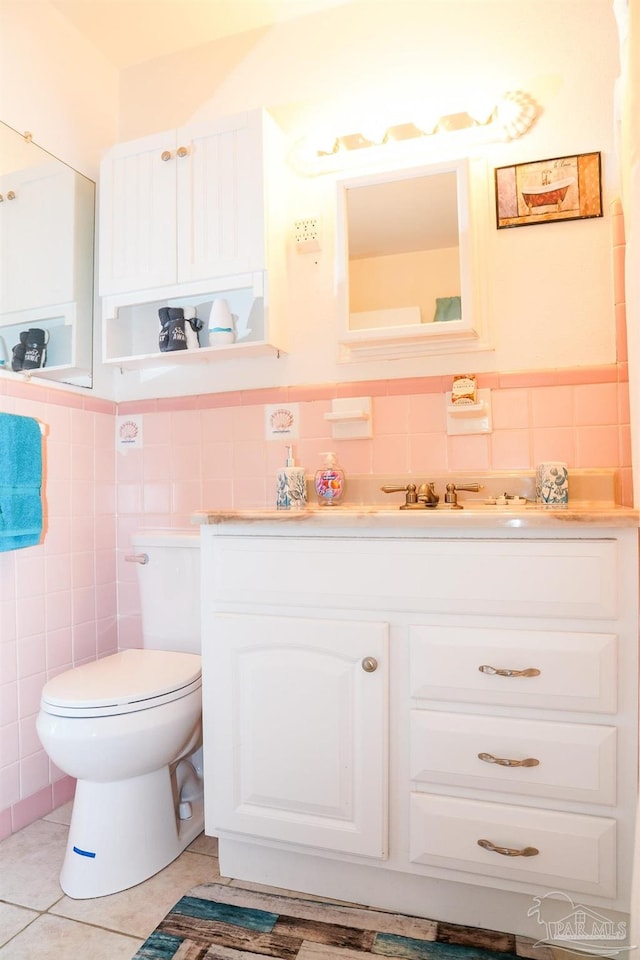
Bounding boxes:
[203,612,389,858]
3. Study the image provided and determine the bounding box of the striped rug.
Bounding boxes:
[132,881,530,960]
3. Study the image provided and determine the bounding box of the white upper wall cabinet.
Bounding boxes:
[98,109,288,367]
[99,111,268,296]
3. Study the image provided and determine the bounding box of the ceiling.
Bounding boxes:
[50,0,353,68]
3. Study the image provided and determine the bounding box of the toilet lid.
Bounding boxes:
[40,649,202,718]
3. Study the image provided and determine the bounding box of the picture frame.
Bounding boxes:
[494,151,602,229]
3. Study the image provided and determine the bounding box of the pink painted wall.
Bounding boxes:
[0,202,630,839]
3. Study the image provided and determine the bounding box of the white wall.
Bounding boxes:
[0,1,118,180]
[106,0,620,401]
[0,0,622,402]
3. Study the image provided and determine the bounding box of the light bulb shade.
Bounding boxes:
[414,115,440,136]
[359,124,388,146]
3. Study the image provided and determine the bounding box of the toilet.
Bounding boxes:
[37,530,203,899]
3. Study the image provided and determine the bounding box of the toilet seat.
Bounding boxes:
[40,649,202,719]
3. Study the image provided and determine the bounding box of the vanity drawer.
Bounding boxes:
[208,537,617,619]
[409,792,616,897]
[410,625,617,713]
[410,711,616,804]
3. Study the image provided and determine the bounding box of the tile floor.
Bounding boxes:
[0,803,566,960]
[0,802,221,959]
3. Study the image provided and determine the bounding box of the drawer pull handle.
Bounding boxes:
[362,656,378,673]
[478,752,539,768]
[477,838,539,857]
[479,665,540,678]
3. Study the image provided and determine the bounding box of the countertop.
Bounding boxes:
[193,501,639,531]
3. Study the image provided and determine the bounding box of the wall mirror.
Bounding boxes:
[0,121,95,387]
[335,158,486,361]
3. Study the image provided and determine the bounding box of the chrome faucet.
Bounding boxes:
[444,482,482,509]
[381,482,440,509]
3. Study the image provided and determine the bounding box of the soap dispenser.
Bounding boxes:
[276,445,307,510]
[314,452,345,506]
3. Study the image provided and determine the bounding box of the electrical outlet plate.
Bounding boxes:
[294,217,321,252]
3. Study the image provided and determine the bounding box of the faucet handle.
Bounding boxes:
[444,481,483,508]
[448,482,482,493]
[381,483,418,507]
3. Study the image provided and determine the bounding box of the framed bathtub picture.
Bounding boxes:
[494,152,602,229]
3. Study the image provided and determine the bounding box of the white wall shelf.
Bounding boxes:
[101,272,285,369]
[445,388,492,435]
[324,397,372,439]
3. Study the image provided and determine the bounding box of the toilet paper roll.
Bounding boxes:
[536,461,569,505]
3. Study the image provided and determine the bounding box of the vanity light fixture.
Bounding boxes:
[289,90,540,176]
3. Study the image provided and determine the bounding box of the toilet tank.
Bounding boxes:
[131,530,200,654]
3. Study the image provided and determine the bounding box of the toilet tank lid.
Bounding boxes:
[131,529,199,549]
[41,650,202,709]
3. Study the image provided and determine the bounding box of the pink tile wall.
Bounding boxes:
[0,381,117,840]
[116,361,632,649]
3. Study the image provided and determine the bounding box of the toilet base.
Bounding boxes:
[60,764,204,899]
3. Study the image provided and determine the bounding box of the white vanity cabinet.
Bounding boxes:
[200,518,638,937]
[99,109,287,365]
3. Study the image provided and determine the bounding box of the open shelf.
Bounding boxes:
[101,273,284,369]
[0,304,78,375]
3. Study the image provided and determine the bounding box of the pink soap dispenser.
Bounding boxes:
[314,452,345,506]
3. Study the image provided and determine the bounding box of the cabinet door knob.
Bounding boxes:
[478,664,540,678]
[477,838,539,857]
[177,146,189,158]
[6,190,15,200]
[161,150,172,161]
[478,752,540,768]
[361,656,378,673]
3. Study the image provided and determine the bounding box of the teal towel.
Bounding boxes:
[433,296,462,322]
[0,413,43,551]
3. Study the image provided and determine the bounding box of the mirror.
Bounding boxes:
[336,159,482,361]
[0,121,95,387]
